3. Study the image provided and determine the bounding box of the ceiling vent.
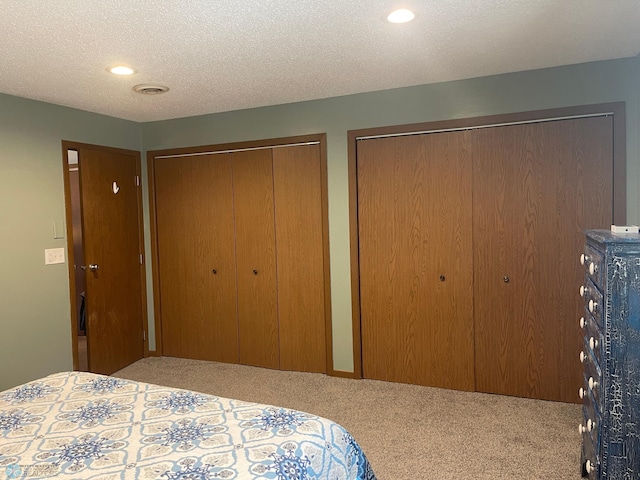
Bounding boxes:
[133,84,169,95]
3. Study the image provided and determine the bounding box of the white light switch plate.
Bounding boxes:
[45,248,65,265]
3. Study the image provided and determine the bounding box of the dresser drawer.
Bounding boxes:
[580,351,602,414]
[582,316,603,365]
[583,357,601,408]
[583,279,604,329]
[581,426,600,479]
[582,245,604,290]
[582,388,601,448]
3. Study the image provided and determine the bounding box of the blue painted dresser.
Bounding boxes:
[580,230,640,478]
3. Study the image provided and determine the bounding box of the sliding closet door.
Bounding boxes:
[154,154,238,362]
[232,149,280,369]
[273,144,326,373]
[358,132,474,390]
[473,117,613,402]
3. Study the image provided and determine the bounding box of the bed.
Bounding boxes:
[0,372,376,479]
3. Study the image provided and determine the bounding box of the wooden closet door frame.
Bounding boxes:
[147,134,334,371]
[347,102,626,379]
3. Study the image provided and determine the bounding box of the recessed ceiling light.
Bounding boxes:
[387,8,415,24]
[109,65,136,75]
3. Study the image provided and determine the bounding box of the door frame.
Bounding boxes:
[61,141,149,371]
[347,102,626,379]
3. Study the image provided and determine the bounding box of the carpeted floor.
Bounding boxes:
[114,356,583,479]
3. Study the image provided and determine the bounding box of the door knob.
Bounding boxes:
[88,264,100,272]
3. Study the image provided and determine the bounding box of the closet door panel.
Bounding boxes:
[472,117,613,402]
[273,144,326,373]
[232,149,280,369]
[358,132,474,390]
[154,154,238,362]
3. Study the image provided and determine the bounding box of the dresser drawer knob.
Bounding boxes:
[579,387,585,399]
[580,285,586,297]
[589,337,599,350]
[589,299,598,313]
[579,423,586,434]
[579,351,585,363]
[579,316,586,329]
[580,253,588,265]
[589,377,598,390]
[589,262,597,275]
[585,460,595,473]
[587,419,596,432]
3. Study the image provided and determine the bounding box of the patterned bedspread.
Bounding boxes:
[0,372,376,480]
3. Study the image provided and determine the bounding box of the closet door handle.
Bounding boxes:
[212,269,217,275]
[503,276,510,283]
[252,269,258,275]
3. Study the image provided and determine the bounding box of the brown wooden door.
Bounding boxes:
[273,144,326,373]
[154,154,238,362]
[232,149,280,369]
[358,132,475,390]
[472,117,613,402]
[78,146,145,374]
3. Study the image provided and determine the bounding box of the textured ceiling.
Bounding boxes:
[1,0,639,122]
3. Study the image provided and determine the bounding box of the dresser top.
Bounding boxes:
[586,229,640,244]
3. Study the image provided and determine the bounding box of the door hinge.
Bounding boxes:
[143,331,146,341]
[139,253,144,265]
[135,175,140,186]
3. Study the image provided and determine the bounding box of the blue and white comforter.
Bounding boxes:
[0,372,376,479]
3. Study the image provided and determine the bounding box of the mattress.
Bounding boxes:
[0,372,376,479]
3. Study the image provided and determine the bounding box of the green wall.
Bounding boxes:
[1,56,638,389]
[141,57,640,372]
[0,94,141,390]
